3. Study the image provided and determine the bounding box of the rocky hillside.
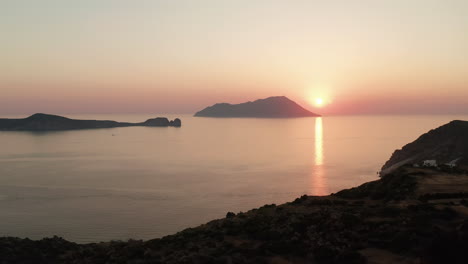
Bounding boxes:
[194,96,320,118]
[381,120,468,174]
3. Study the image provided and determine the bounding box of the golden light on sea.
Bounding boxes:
[314,117,323,166]
[311,117,327,195]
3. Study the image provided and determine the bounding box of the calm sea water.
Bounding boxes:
[1,114,467,243]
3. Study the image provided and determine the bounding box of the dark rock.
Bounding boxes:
[169,118,181,127]
[226,212,236,218]
[143,117,170,127]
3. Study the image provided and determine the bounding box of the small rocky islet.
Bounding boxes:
[2,121,468,263]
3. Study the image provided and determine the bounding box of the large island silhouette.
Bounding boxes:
[194,96,320,118]
[0,113,181,131]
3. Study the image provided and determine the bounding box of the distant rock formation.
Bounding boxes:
[0,113,182,131]
[143,117,181,127]
[381,120,468,174]
[194,96,320,118]
[170,118,182,127]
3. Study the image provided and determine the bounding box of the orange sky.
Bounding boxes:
[1,0,468,115]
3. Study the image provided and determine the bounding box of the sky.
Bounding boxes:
[1,0,468,115]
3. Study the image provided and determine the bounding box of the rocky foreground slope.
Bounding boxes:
[0,113,181,131]
[1,166,468,264]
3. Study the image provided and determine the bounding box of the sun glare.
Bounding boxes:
[314,98,324,107]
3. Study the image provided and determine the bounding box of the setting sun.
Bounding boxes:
[315,98,324,107]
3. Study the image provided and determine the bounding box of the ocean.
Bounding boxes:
[1,114,467,242]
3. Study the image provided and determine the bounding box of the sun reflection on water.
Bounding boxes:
[315,117,323,166]
[311,117,327,195]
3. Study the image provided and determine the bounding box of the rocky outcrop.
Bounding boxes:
[170,118,182,127]
[0,113,182,131]
[194,96,320,118]
[381,120,468,175]
[142,117,171,127]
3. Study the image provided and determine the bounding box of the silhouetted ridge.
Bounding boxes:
[381,120,468,174]
[26,113,70,120]
[194,96,320,118]
[0,114,181,131]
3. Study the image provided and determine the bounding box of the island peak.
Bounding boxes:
[194,96,320,118]
[26,113,70,120]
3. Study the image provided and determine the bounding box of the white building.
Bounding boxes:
[423,160,437,167]
[445,163,457,168]
[445,158,461,168]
